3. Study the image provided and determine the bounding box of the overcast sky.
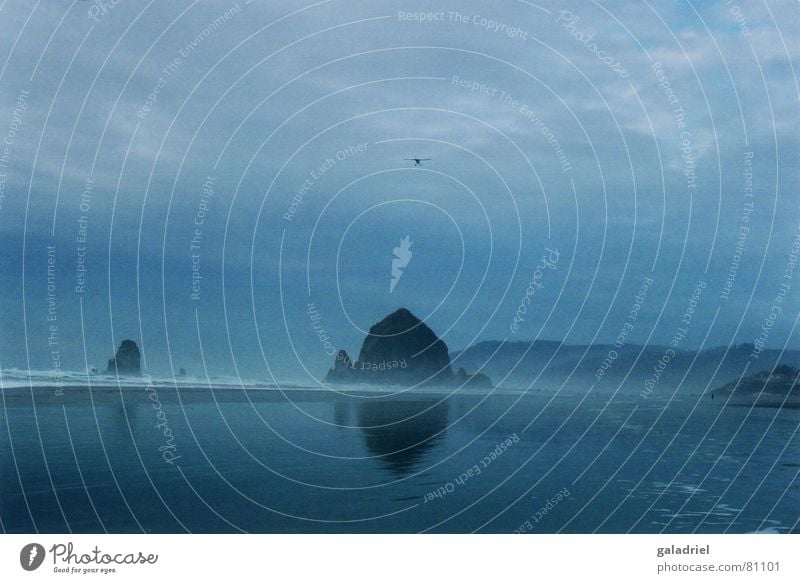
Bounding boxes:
[0,0,798,381]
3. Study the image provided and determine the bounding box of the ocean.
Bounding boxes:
[1,378,797,533]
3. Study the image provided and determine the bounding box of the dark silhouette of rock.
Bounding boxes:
[358,308,452,384]
[358,397,449,475]
[325,308,491,387]
[710,366,799,407]
[105,340,141,376]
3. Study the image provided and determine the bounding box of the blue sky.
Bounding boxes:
[0,0,798,382]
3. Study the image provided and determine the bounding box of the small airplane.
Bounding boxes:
[405,157,431,167]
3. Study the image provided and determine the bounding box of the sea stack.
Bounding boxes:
[105,340,142,376]
[326,350,355,382]
[325,308,491,387]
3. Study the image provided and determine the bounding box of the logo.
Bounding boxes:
[20,543,46,571]
[390,236,413,293]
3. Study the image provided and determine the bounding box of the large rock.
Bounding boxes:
[105,339,141,376]
[326,308,491,387]
[358,308,453,384]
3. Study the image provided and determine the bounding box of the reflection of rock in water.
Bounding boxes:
[358,398,449,476]
[95,399,139,456]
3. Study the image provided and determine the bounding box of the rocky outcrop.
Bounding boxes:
[105,340,141,376]
[455,367,493,389]
[710,365,799,407]
[358,308,452,384]
[325,308,491,388]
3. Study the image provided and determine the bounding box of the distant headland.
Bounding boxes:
[104,340,141,376]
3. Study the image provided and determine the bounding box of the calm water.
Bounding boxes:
[1,384,797,533]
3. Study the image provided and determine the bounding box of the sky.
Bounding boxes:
[0,0,798,382]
